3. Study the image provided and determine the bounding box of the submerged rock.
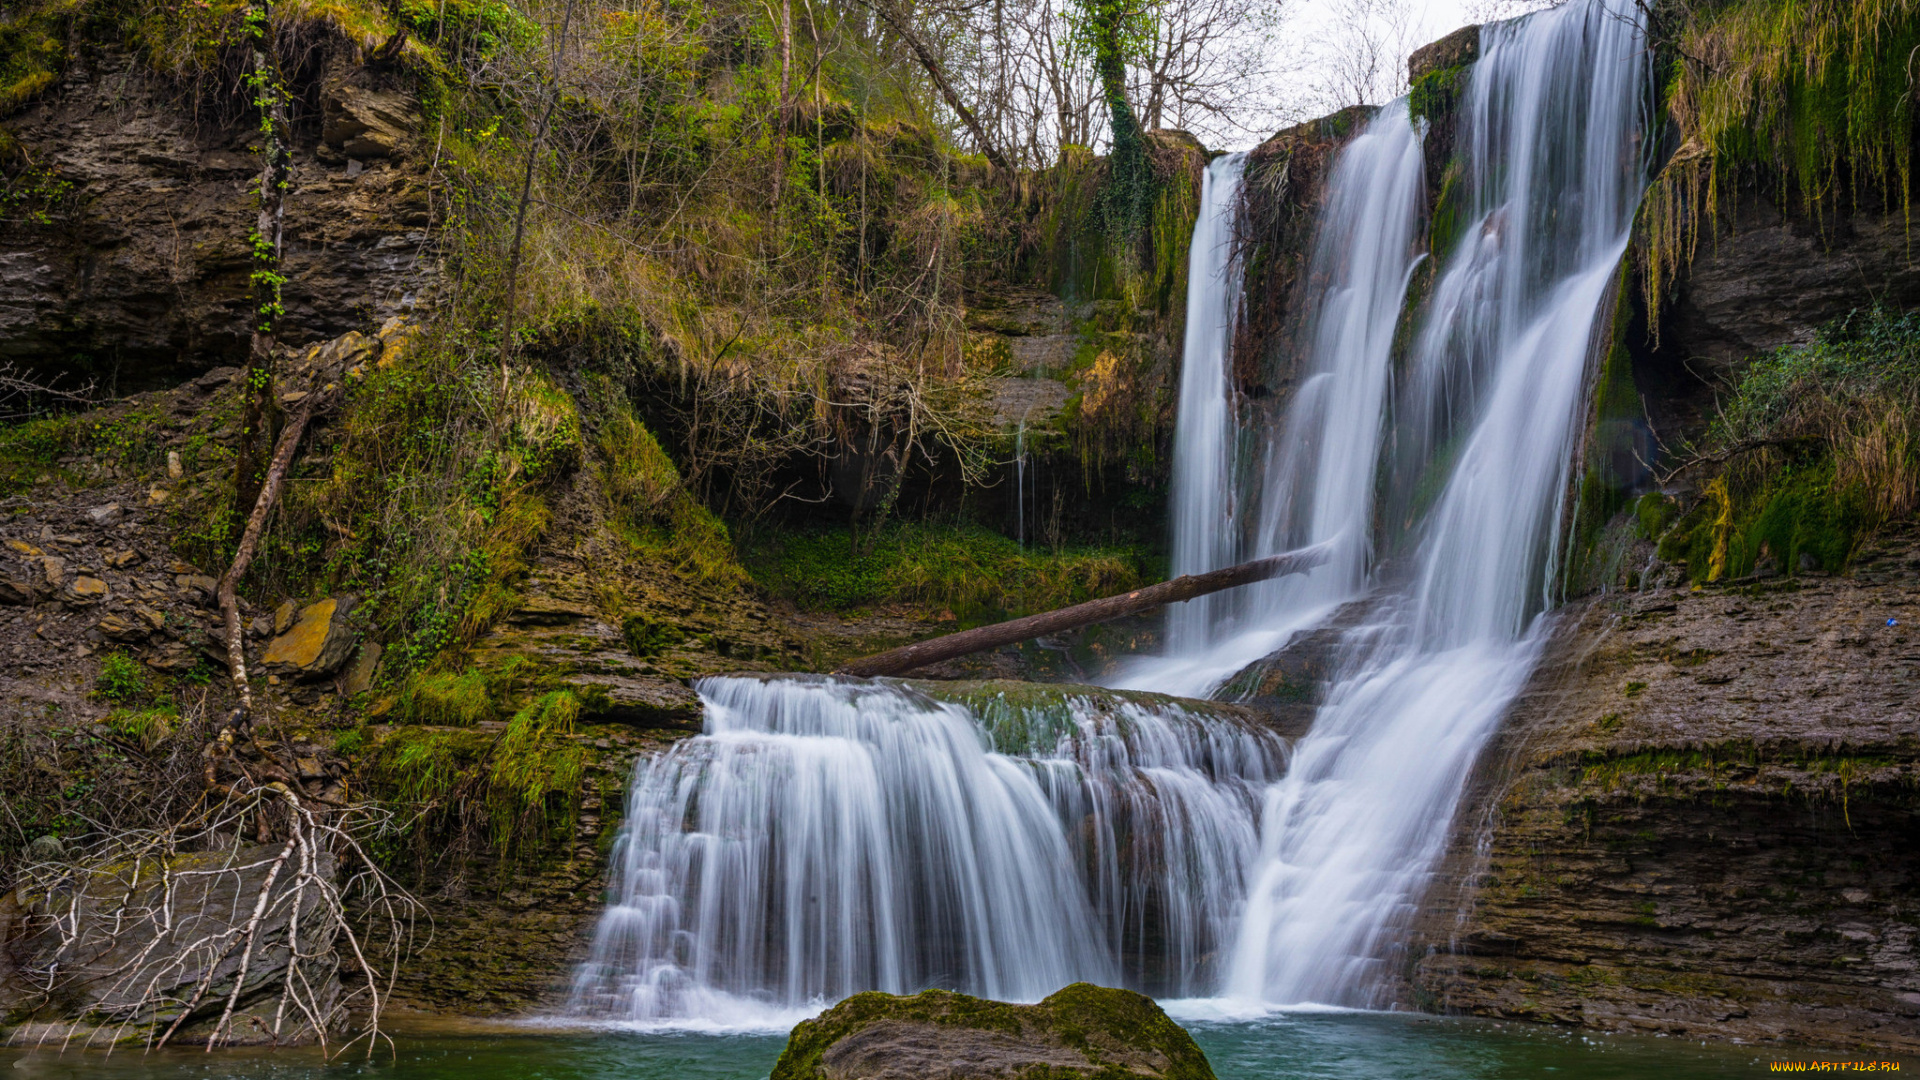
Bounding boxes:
[771,984,1215,1080]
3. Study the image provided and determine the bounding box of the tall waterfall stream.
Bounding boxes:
[568,0,1653,1027]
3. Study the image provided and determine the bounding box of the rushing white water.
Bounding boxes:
[1227,0,1650,1005]
[572,0,1652,1024]
[1163,152,1248,655]
[568,677,1284,1023]
[1119,100,1427,698]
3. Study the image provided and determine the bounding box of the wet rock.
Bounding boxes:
[341,641,382,696]
[262,596,359,679]
[772,984,1216,1080]
[96,613,146,641]
[35,555,68,590]
[1409,23,1479,80]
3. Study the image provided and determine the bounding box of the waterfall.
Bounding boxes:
[1121,102,1426,697]
[1163,152,1248,655]
[1227,0,1650,1005]
[568,677,1285,1023]
[570,0,1653,1023]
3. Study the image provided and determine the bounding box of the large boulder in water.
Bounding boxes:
[771,983,1216,1080]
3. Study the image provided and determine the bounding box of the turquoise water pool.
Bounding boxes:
[6,1011,1868,1079]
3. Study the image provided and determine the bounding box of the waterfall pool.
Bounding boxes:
[3,1013,1826,1078]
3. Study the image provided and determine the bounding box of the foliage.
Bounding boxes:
[104,706,176,750]
[486,689,584,850]
[748,521,1145,622]
[1642,0,1920,317]
[1660,306,1920,580]
[1407,63,1465,127]
[93,652,149,704]
[388,669,495,726]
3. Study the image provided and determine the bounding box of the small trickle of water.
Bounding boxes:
[568,677,1285,1022]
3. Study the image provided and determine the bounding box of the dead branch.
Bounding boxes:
[216,386,335,728]
[12,783,422,1056]
[835,540,1333,676]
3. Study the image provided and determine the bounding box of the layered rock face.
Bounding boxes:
[0,50,431,390]
[1405,536,1920,1052]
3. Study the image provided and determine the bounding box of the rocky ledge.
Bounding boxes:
[771,983,1215,1080]
[1406,530,1920,1052]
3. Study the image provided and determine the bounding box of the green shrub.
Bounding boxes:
[94,652,148,704]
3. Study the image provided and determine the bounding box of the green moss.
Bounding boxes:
[1408,63,1466,127]
[747,522,1146,623]
[1562,266,1645,596]
[487,689,584,850]
[390,669,495,725]
[771,983,1215,1080]
[1634,492,1679,540]
[1427,160,1465,263]
[369,725,493,806]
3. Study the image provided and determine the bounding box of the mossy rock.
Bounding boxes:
[902,678,1276,753]
[771,983,1216,1080]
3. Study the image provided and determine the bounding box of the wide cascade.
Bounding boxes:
[567,677,1284,1021]
[570,0,1651,1023]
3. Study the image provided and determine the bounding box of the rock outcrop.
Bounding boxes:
[1,843,339,1045]
[771,983,1216,1080]
[1405,535,1920,1053]
[0,50,433,390]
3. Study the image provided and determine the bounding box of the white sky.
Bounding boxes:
[1209,0,1555,150]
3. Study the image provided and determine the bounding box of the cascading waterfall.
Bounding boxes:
[1227,0,1650,1005]
[1119,101,1426,698]
[570,0,1651,1025]
[568,677,1284,1022]
[1163,152,1248,655]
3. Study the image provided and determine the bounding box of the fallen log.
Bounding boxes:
[834,541,1333,678]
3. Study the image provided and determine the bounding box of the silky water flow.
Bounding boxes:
[569,0,1652,1024]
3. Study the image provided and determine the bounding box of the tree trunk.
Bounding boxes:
[499,0,579,376]
[833,542,1331,677]
[217,387,335,723]
[1086,0,1150,238]
[861,0,1012,171]
[234,9,290,517]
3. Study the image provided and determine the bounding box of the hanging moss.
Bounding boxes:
[1641,0,1920,321]
[1408,64,1467,127]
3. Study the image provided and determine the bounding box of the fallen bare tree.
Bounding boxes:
[835,540,1332,677]
[7,782,422,1057]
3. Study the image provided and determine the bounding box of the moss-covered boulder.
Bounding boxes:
[771,984,1215,1080]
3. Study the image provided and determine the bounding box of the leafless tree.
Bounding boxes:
[1310,0,1419,111]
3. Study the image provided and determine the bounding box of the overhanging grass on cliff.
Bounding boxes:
[1657,305,1920,580]
[747,522,1148,622]
[1641,0,1920,315]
